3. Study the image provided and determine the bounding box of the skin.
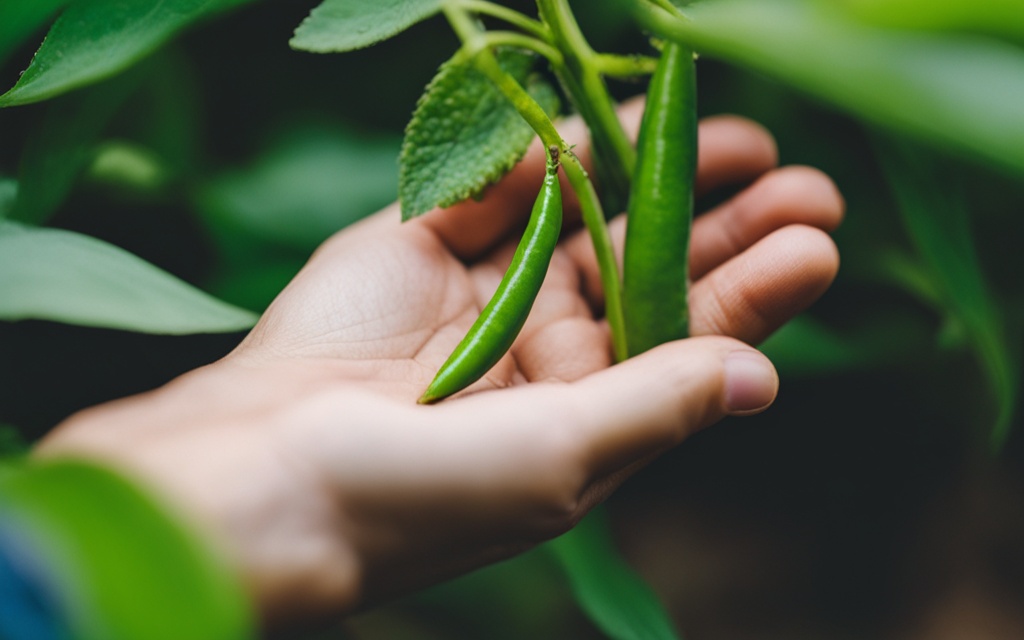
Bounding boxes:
[35,98,844,632]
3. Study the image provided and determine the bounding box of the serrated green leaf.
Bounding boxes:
[290,0,444,53]
[0,0,255,107]
[875,137,1018,451]
[548,508,682,640]
[0,221,258,334]
[399,49,560,219]
[643,0,1024,175]
[0,0,69,65]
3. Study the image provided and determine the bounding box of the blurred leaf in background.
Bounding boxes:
[9,70,142,225]
[0,221,257,333]
[874,136,1019,451]
[196,123,401,311]
[0,0,69,65]
[0,0,261,107]
[640,0,1024,175]
[840,0,1024,43]
[549,508,682,640]
[197,124,400,253]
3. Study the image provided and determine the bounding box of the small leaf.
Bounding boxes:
[290,0,444,53]
[0,0,68,65]
[0,221,258,334]
[643,0,1024,174]
[400,49,560,219]
[548,508,682,640]
[875,136,1018,451]
[0,0,255,107]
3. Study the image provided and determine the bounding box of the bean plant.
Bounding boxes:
[1,0,1022,637]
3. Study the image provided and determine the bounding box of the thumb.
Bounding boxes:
[503,336,779,481]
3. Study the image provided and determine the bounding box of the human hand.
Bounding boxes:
[37,99,843,628]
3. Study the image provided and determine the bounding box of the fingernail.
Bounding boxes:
[724,350,778,415]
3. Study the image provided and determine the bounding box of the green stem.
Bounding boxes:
[482,31,563,65]
[537,0,636,216]
[455,0,553,42]
[563,157,629,362]
[444,5,628,361]
[593,53,658,78]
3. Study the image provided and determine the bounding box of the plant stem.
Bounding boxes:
[593,53,658,78]
[482,31,563,65]
[455,0,553,41]
[537,0,636,216]
[444,5,628,361]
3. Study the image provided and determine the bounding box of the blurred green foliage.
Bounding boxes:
[1,0,1022,638]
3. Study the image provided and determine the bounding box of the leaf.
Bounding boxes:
[0,424,27,456]
[10,70,140,224]
[0,459,253,639]
[197,125,400,252]
[0,221,258,334]
[0,177,16,218]
[548,508,682,640]
[840,0,1024,42]
[0,0,255,107]
[874,136,1018,451]
[0,0,68,65]
[641,0,1024,175]
[290,0,444,53]
[400,49,560,219]
[760,314,932,377]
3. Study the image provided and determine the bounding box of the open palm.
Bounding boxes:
[239,101,841,400]
[41,102,843,626]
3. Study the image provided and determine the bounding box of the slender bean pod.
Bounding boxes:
[419,148,563,404]
[622,41,697,357]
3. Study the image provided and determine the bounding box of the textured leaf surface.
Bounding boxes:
[291,0,443,53]
[645,0,1024,174]
[400,50,559,219]
[0,221,257,333]
[876,138,1018,451]
[0,0,253,107]
[548,509,681,640]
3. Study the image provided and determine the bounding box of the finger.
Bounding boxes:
[690,165,845,280]
[474,337,778,494]
[689,224,840,344]
[692,115,778,195]
[413,336,775,541]
[418,104,778,261]
[611,104,777,195]
[563,165,842,312]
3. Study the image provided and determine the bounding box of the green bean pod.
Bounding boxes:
[622,42,697,357]
[419,150,563,404]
